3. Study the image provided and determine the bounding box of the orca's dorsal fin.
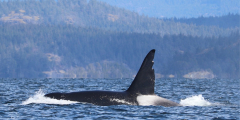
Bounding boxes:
[127,49,155,95]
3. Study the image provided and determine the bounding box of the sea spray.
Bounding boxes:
[180,94,213,106]
[22,89,78,105]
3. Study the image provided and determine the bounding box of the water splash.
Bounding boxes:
[22,89,78,105]
[180,94,215,106]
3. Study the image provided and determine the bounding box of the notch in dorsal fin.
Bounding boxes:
[126,49,155,95]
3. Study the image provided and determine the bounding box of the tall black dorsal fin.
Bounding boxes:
[127,49,155,95]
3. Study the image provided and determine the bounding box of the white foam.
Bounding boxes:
[180,94,214,106]
[22,89,78,105]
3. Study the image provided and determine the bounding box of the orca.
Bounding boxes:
[45,49,180,107]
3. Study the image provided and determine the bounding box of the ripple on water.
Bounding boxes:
[0,78,239,119]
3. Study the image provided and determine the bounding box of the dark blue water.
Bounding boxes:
[1,78,239,119]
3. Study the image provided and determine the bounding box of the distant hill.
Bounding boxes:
[97,0,240,18]
[0,0,239,79]
[0,0,238,37]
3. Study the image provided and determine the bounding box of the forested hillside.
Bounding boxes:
[0,0,239,79]
[0,0,238,37]
[0,24,239,78]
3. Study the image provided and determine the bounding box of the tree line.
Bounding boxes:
[164,13,240,29]
[0,24,239,78]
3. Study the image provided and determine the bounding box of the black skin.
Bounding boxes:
[45,91,138,106]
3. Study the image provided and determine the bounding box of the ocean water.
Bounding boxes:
[1,78,239,119]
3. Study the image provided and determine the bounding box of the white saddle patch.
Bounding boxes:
[137,95,168,106]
